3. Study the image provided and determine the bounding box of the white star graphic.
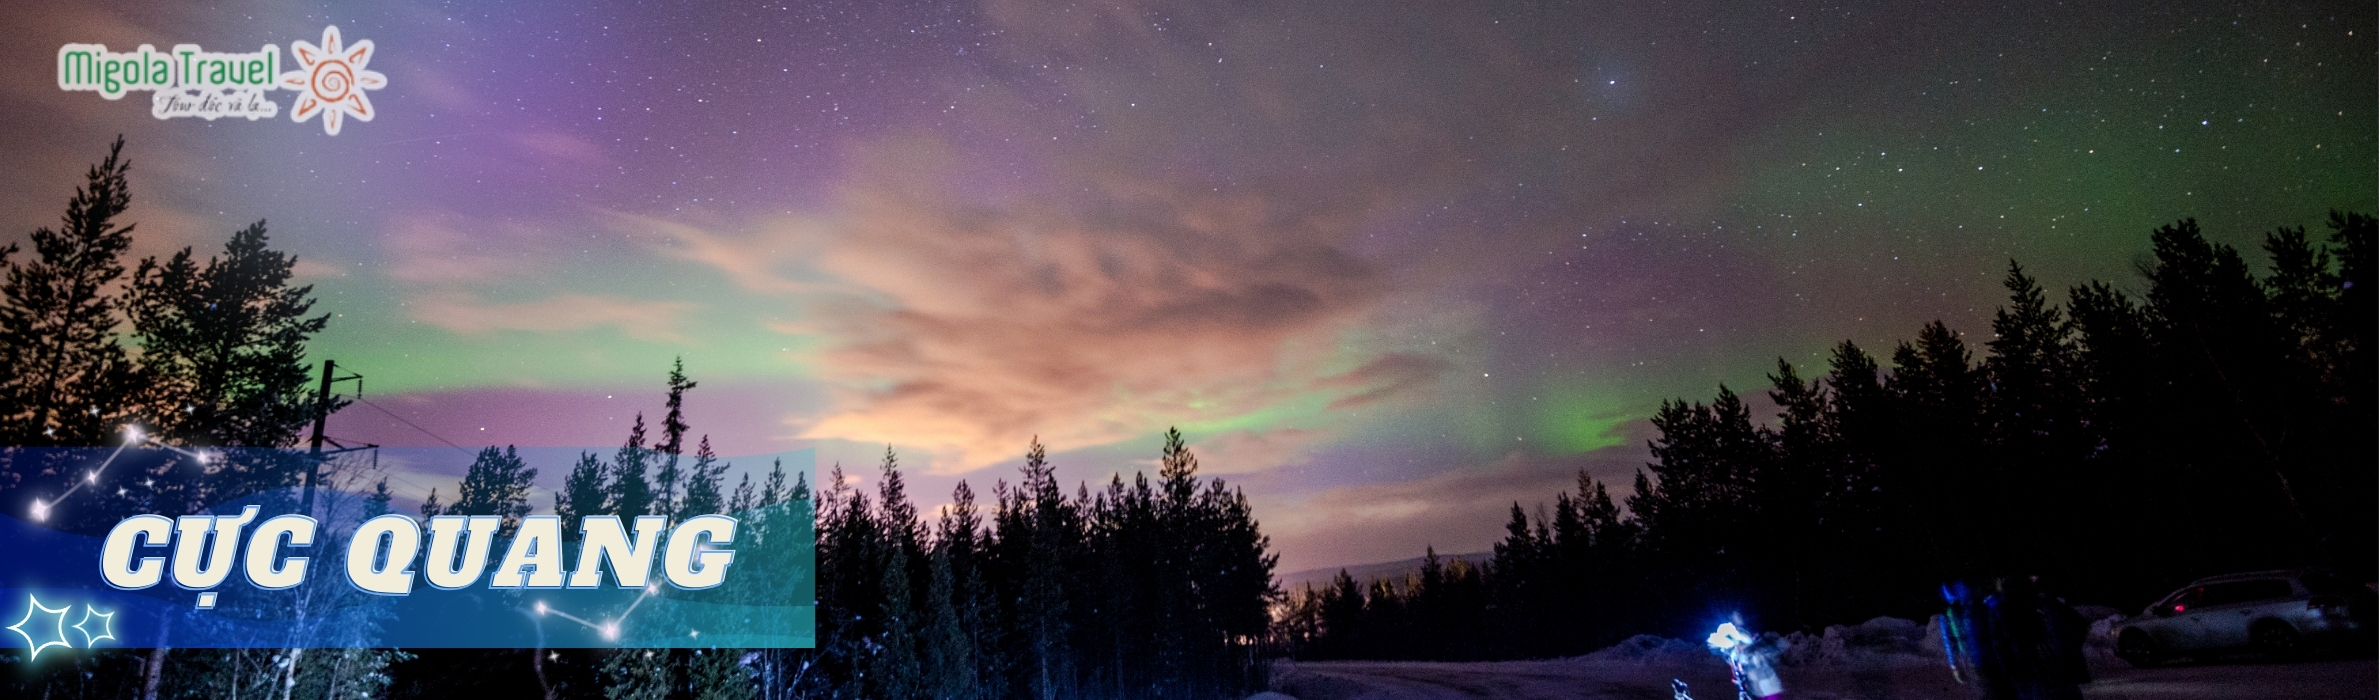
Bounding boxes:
[6,595,73,660]
[73,605,114,647]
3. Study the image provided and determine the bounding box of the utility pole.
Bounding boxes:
[301,360,369,515]
[302,360,336,515]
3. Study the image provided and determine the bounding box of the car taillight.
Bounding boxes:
[2308,596,2346,615]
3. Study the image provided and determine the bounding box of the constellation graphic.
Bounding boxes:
[533,583,690,643]
[29,425,219,523]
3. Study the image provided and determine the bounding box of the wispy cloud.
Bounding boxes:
[789,179,1410,472]
[385,215,535,284]
[638,212,832,297]
[411,292,696,343]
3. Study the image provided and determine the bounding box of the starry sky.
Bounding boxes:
[3,0,2371,573]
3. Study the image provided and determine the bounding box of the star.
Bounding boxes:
[6,595,74,660]
[72,606,114,647]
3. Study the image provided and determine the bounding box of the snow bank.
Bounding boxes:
[1776,616,1942,668]
[1580,633,1713,667]
[1773,610,2129,669]
[1575,615,1949,671]
[2083,611,2125,663]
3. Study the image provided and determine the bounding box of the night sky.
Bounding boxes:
[4,0,2371,573]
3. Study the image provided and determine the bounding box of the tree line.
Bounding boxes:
[390,378,1277,700]
[784,428,1275,700]
[0,139,1283,699]
[395,357,810,700]
[1281,212,2375,661]
[391,356,1277,699]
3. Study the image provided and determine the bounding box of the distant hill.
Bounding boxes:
[1277,551,1493,594]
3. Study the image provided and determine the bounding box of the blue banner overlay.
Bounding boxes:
[0,447,813,650]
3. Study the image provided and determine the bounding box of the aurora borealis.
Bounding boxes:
[2,0,2371,573]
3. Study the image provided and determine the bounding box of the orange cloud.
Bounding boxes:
[788,179,1412,472]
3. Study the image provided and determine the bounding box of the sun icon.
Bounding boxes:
[279,26,387,136]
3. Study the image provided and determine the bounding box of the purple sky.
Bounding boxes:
[4,0,2371,572]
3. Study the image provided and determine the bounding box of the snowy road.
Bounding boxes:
[1273,656,2378,700]
[1273,658,1719,699]
[2080,658,2378,700]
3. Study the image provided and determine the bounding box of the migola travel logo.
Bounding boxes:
[56,25,386,135]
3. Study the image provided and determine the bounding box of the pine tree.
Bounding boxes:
[1981,262,2089,576]
[2066,282,2157,458]
[729,471,754,514]
[760,458,787,507]
[602,649,674,700]
[126,220,332,449]
[611,414,654,518]
[1574,473,1638,643]
[368,477,394,517]
[1983,262,2081,454]
[685,648,752,700]
[1883,322,1989,575]
[2254,215,2374,572]
[448,445,537,537]
[810,462,883,698]
[2142,218,2314,565]
[1316,571,1366,659]
[1634,389,1767,554]
[654,358,696,517]
[867,446,923,698]
[2329,211,2375,407]
[1627,386,1776,630]
[1759,359,1835,627]
[2262,225,2347,385]
[2064,279,2200,591]
[0,137,146,450]
[558,451,610,525]
[935,480,995,698]
[2319,212,2378,572]
[1823,340,1891,465]
[677,435,725,521]
[1489,501,1542,654]
[1153,429,1205,690]
[995,437,1078,700]
[920,543,973,700]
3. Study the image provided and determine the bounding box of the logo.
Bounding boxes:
[280,26,384,136]
[2,445,816,651]
[56,25,386,135]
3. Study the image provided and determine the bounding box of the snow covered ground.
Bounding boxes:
[1266,615,2378,699]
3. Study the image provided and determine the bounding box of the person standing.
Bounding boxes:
[1706,617,1787,700]
[1955,575,2087,700]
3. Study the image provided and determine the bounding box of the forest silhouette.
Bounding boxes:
[0,139,2368,697]
[1281,212,2375,662]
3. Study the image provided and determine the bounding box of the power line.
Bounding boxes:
[352,396,479,457]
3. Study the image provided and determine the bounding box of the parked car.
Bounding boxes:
[2111,569,2375,667]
